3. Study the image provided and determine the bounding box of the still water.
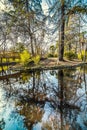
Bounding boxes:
[0,66,87,130]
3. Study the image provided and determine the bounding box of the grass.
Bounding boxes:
[0,58,20,63]
[0,66,9,71]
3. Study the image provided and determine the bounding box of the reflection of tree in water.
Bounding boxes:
[17,102,44,129]
[49,68,87,130]
[0,67,87,130]
[15,69,82,129]
[15,71,48,129]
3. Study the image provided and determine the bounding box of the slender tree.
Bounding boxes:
[8,0,44,56]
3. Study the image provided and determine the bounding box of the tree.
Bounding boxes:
[65,14,81,53]
[0,10,11,55]
[8,0,45,56]
[46,0,87,61]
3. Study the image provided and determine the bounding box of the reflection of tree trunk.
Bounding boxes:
[32,71,35,96]
[83,66,86,91]
[1,57,4,72]
[58,69,64,130]
[36,71,40,90]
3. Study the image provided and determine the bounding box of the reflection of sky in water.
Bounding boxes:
[33,123,42,130]
[76,79,87,130]
[42,102,55,122]
[77,112,87,130]
[0,87,27,130]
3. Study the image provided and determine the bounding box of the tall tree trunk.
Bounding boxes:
[59,2,65,61]
[26,0,29,12]
[26,0,34,56]
[30,35,34,56]
[79,17,83,61]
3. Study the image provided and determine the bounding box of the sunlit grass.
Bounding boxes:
[0,58,20,63]
[0,57,20,72]
[2,58,7,62]
[0,66,9,71]
[15,58,20,62]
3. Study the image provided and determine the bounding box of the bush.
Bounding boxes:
[54,53,58,57]
[20,50,40,66]
[20,50,31,65]
[15,58,20,62]
[64,51,77,60]
[32,55,40,65]
[78,50,87,60]
[47,53,54,57]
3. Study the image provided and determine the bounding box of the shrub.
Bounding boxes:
[15,58,20,62]
[64,51,77,60]
[2,58,6,62]
[47,53,54,57]
[54,53,58,57]
[78,50,87,60]
[32,55,40,65]
[20,50,31,65]
[20,50,40,66]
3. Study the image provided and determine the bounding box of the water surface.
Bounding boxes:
[0,66,87,130]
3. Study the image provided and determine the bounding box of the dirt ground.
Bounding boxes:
[12,58,86,71]
[40,58,83,67]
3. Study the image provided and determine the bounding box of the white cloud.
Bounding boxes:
[41,0,49,15]
[0,0,13,13]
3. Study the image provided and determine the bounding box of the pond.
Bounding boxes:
[0,65,87,130]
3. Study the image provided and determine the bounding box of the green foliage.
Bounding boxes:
[2,58,7,62]
[20,50,31,65]
[54,53,58,57]
[32,55,40,65]
[47,53,54,57]
[47,53,58,58]
[48,44,57,58]
[49,45,56,55]
[78,50,87,60]
[64,51,77,60]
